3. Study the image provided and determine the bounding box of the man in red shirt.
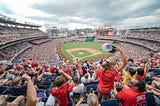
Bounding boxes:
[51,70,73,106]
[114,78,146,106]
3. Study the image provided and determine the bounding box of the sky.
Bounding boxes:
[0,0,160,30]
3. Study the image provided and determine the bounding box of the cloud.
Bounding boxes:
[0,0,160,29]
[121,15,160,28]
[0,3,14,14]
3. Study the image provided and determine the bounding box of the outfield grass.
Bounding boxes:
[60,42,108,64]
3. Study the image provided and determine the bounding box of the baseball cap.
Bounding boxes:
[101,43,116,53]
[50,66,58,73]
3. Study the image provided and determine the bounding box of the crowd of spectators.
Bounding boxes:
[0,25,48,64]
[17,40,59,66]
[118,43,151,60]
[97,34,160,52]
[0,25,160,106]
[121,39,160,52]
[30,39,51,45]
[0,45,160,106]
[12,34,155,67]
[97,39,151,60]
[0,42,32,61]
[17,37,85,65]
[125,32,160,41]
[0,26,46,43]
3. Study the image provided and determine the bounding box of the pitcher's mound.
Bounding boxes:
[79,52,83,54]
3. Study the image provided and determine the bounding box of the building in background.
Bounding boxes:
[47,26,59,39]
[94,25,116,36]
[59,28,70,38]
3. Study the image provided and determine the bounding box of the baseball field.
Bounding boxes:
[59,42,109,64]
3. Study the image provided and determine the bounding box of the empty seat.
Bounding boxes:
[101,99,119,106]
[85,84,97,93]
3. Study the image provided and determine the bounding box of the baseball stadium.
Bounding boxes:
[58,42,109,64]
[0,1,160,106]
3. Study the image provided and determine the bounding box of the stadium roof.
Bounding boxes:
[0,14,41,28]
[130,26,160,30]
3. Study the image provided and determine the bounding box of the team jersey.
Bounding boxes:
[117,88,146,106]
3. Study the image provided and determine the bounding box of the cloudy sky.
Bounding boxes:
[0,0,160,30]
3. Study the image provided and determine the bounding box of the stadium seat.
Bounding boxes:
[42,81,51,85]
[45,82,55,97]
[83,82,98,86]
[85,84,97,93]
[72,93,81,104]
[144,76,152,85]
[101,99,119,106]
[145,92,156,106]
[38,81,52,89]
[72,92,87,104]
[91,81,98,85]
[152,69,160,76]
[7,86,26,101]
[8,86,27,96]
[148,68,160,76]
[37,89,48,102]
[0,86,8,95]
